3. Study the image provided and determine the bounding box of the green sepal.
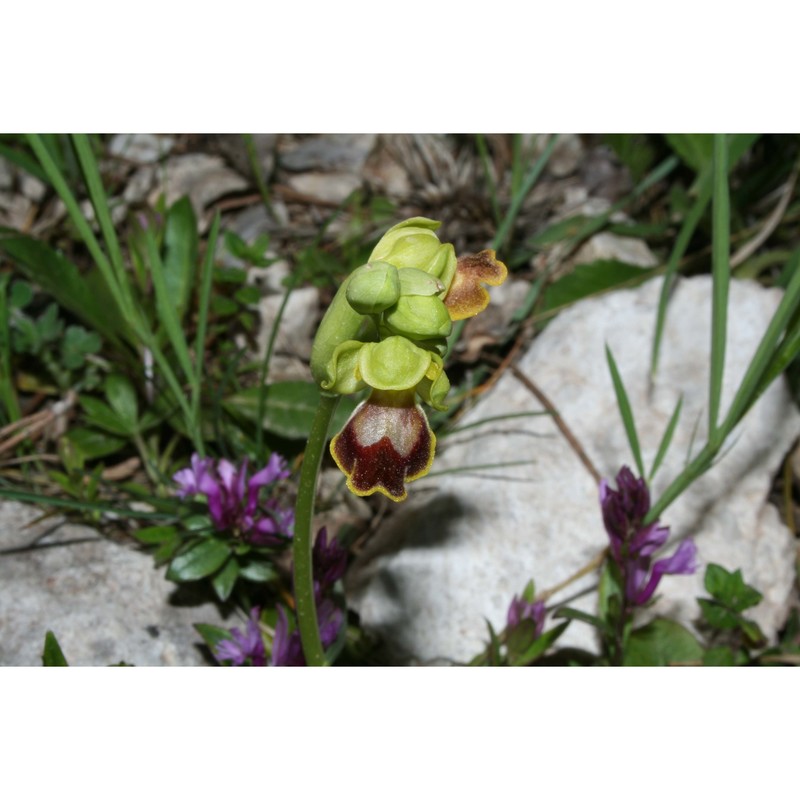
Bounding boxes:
[319,340,366,395]
[383,295,453,341]
[415,354,450,411]
[345,261,401,314]
[358,336,432,391]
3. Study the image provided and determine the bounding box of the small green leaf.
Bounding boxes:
[64,427,127,460]
[43,630,69,666]
[703,564,763,612]
[698,598,741,630]
[211,558,239,602]
[702,646,736,666]
[80,395,135,436]
[61,325,102,370]
[508,621,569,666]
[238,559,278,583]
[133,525,179,545]
[554,606,609,632]
[623,618,703,666]
[194,623,232,652]
[104,374,139,432]
[167,538,231,582]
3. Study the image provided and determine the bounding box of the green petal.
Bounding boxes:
[398,267,446,297]
[358,336,432,391]
[416,355,450,411]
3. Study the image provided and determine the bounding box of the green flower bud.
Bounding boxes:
[398,267,446,297]
[345,261,401,315]
[382,295,453,341]
[369,217,457,288]
[357,336,432,391]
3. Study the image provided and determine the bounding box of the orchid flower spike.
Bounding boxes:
[310,218,507,501]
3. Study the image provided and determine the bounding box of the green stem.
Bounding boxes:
[293,392,340,666]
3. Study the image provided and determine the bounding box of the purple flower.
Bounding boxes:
[173,453,293,544]
[312,527,348,598]
[599,466,698,606]
[269,601,344,667]
[214,608,267,666]
[506,595,546,638]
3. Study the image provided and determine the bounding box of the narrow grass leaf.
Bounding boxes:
[475,134,501,225]
[43,631,69,666]
[708,134,730,445]
[163,197,199,322]
[650,166,713,376]
[648,395,683,481]
[493,135,558,253]
[71,134,126,280]
[0,486,173,519]
[0,273,20,421]
[145,226,195,385]
[606,344,645,478]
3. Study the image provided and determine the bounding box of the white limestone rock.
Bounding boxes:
[346,276,800,662]
[0,502,228,666]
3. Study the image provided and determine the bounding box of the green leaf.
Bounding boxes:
[703,563,763,612]
[224,381,358,440]
[132,525,179,545]
[554,606,609,632]
[80,395,136,437]
[211,558,239,602]
[61,325,102,370]
[665,134,714,172]
[543,260,652,314]
[508,621,570,666]
[0,229,126,347]
[167,538,231,582]
[702,646,736,666]
[605,345,646,478]
[43,631,69,666]
[597,560,622,622]
[698,598,742,631]
[194,623,232,652]
[238,559,278,583]
[623,618,703,666]
[104,374,139,432]
[162,197,199,323]
[64,427,127,460]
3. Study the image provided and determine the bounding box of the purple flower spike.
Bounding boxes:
[507,595,546,638]
[172,453,294,545]
[600,466,698,607]
[214,608,267,666]
[312,527,348,597]
[270,606,305,667]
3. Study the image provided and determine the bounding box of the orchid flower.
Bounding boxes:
[310,218,507,501]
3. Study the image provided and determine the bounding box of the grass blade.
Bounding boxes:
[475,134,501,225]
[648,395,683,481]
[650,166,713,377]
[191,212,221,451]
[606,344,645,478]
[0,273,20,422]
[145,226,195,386]
[493,135,558,253]
[708,134,730,446]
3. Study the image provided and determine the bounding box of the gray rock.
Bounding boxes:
[346,276,800,662]
[151,154,248,221]
[287,172,362,205]
[573,231,659,267]
[0,501,228,666]
[280,134,376,173]
[256,285,320,364]
[109,133,175,164]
